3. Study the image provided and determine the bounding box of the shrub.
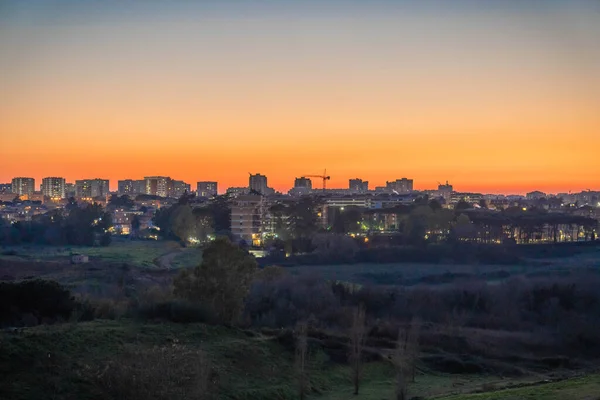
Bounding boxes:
[91,344,214,400]
[134,300,217,324]
[0,279,74,327]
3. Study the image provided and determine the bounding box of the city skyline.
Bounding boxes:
[1,1,599,194]
[2,172,599,197]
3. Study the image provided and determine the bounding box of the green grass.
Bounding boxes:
[1,320,381,400]
[3,320,581,400]
[0,240,183,268]
[438,374,600,400]
[170,248,203,269]
[285,253,600,286]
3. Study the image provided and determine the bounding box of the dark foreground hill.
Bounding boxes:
[1,320,599,400]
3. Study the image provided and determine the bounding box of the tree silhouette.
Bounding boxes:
[173,238,257,323]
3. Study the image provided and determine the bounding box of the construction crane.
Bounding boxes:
[304,169,331,193]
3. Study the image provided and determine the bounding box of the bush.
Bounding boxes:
[0,279,74,327]
[134,300,217,324]
[91,344,214,400]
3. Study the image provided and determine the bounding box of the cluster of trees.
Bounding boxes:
[153,195,231,245]
[268,197,322,252]
[0,203,112,246]
[173,238,257,322]
[107,194,135,210]
[167,239,421,397]
[0,280,75,327]
[245,269,600,353]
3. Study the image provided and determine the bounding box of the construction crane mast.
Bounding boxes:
[304,169,331,193]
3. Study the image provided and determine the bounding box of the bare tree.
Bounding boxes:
[349,304,367,395]
[407,318,422,383]
[295,321,309,400]
[393,328,408,400]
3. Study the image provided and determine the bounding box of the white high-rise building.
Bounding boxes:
[41,177,66,199]
[11,177,35,197]
[249,173,268,195]
[75,179,110,198]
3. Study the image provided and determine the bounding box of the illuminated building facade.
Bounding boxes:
[11,177,35,197]
[386,178,413,193]
[197,181,218,198]
[144,176,172,197]
[41,177,66,199]
[76,179,110,198]
[349,178,369,193]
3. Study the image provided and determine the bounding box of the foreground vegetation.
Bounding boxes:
[439,374,600,400]
[0,238,201,269]
[3,239,600,399]
[4,320,597,400]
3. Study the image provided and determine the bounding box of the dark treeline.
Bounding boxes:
[6,263,600,364]
[0,203,112,246]
[246,269,600,361]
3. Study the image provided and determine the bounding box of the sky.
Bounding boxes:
[1,0,599,194]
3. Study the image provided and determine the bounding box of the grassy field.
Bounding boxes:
[2,320,571,400]
[285,249,600,286]
[0,239,201,269]
[170,247,203,269]
[438,374,600,400]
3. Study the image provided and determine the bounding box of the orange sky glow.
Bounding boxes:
[1,2,599,194]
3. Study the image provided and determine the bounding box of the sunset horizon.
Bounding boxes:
[2,3,600,398]
[1,1,599,195]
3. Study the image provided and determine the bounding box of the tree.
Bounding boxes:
[192,207,214,242]
[406,318,421,383]
[349,304,366,395]
[393,328,408,400]
[153,207,175,238]
[287,196,320,239]
[331,206,363,234]
[208,195,231,235]
[414,194,430,206]
[269,203,290,239]
[295,321,309,400]
[428,199,442,211]
[178,191,196,205]
[402,206,431,245]
[108,194,134,210]
[65,203,112,246]
[450,214,475,242]
[131,215,141,238]
[455,200,471,211]
[173,238,257,323]
[311,233,358,262]
[65,197,78,212]
[170,205,196,244]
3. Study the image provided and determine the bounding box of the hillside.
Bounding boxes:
[1,320,599,400]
